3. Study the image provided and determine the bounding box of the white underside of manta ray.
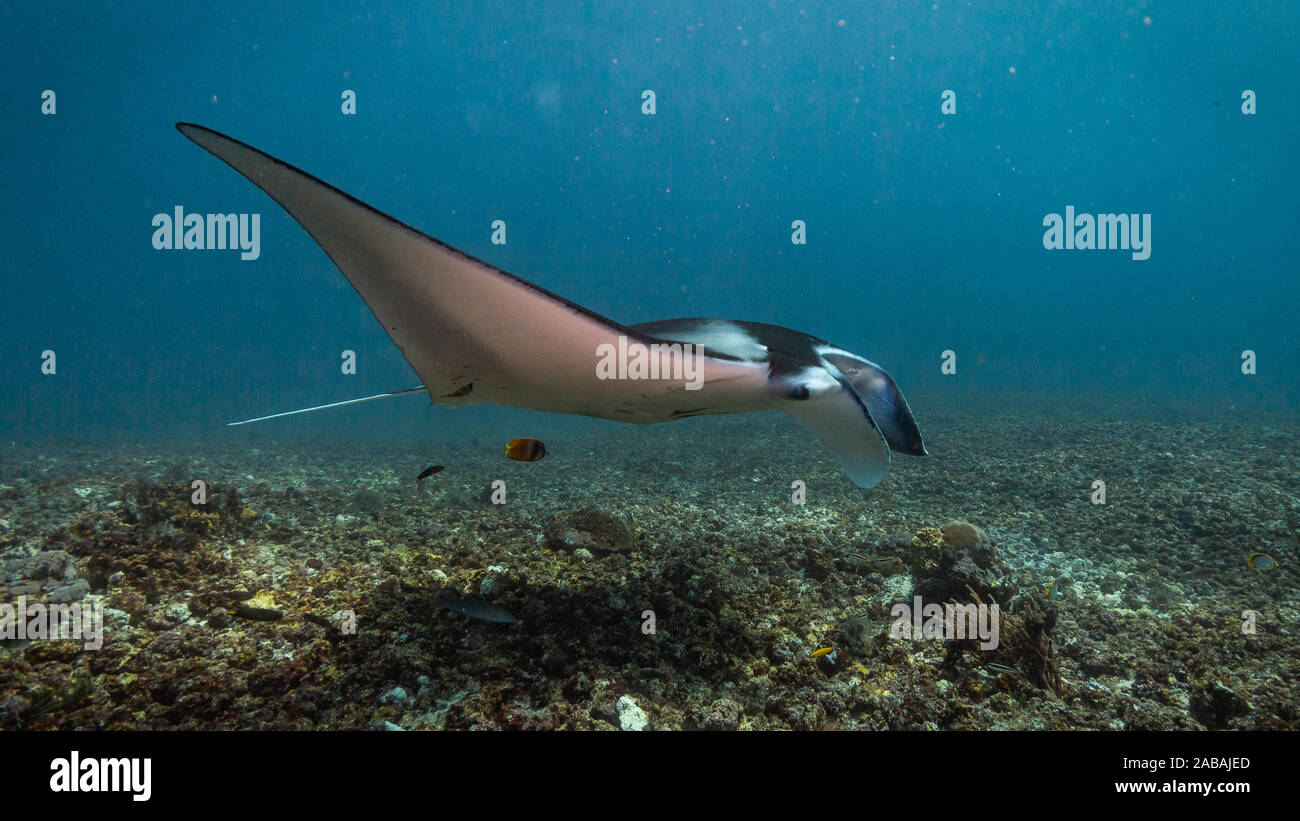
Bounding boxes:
[178,123,926,488]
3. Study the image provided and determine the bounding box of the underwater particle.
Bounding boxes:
[437,598,517,624]
[415,464,445,482]
[505,438,547,462]
[1246,552,1277,571]
[940,520,986,549]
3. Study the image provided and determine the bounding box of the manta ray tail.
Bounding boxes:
[227,386,426,427]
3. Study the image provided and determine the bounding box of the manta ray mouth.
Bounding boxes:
[179,123,924,487]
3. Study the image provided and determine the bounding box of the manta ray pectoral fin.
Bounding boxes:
[818,349,927,456]
[780,377,892,488]
[178,123,761,423]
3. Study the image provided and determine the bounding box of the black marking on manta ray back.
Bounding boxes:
[634,318,828,370]
[766,353,819,378]
[635,319,829,381]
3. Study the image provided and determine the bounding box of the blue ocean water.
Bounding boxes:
[3,3,1300,741]
[1,0,1296,438]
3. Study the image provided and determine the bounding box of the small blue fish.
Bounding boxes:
[437,598,517,624]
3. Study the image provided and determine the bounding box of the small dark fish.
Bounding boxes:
[505,437,546,462]
[234,605,284,622]
[302,613,334,630]
[987,662,1023,676]
[437,598,517,624]
[415,464,445,482]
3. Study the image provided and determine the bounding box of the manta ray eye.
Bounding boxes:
[790,384,812,400]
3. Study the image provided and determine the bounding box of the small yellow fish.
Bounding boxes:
[1246,552,1278,571]
[810,646,834,659]
[1045,577,1063,600]
[505,437,547,462]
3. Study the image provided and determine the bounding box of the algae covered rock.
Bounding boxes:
[905,526,946,575]
[911,520,1011,607]
[616,695,649,731]
[692,697,743,731]
[941,520,987,549]
[544,508,634,554]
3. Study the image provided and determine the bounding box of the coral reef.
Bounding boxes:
[0,402,1297,730]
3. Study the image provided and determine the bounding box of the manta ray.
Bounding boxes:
[178,123,925,488]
